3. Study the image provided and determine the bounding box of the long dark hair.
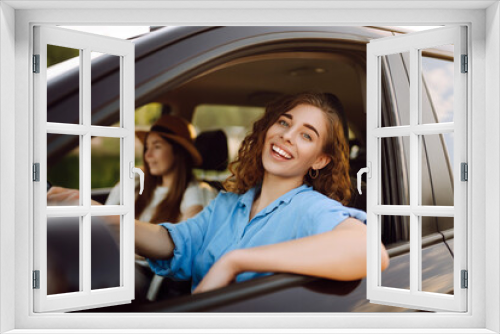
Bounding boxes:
[223,92,351,205]
[135,135,194,223]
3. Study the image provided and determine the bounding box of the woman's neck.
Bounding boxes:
[254,173,303,211]
[161,173,174,188]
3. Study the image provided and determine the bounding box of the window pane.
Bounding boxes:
[91,216,121,290]
[192,104,265,163]
[47,133,80,206]
[91,137,121,205]
[443,132,455,175]
[47,45,80,124]
[91,52,120,127]
[381,52,410,127]
[420,134,454,206]
[47,216,81,295]
[381,137,410,205]
[420,46,454,124]
[381,215,410,290]
[134,103,164,169]
[421,216,454,295]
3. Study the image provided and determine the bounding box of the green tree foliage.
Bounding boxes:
[135,102,162,126]
[192,105,264,132]
[47,45,79,67]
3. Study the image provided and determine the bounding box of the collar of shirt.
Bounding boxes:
[237,183,312,218]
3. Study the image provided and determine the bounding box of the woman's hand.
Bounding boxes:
[47,186,80,205]
[47,186,118,229]
[192,251,241,294]
[47,186,102,206]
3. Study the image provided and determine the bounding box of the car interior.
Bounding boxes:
[147,51,368,202]
[45,26,455,312]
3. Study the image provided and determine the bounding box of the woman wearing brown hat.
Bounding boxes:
[104,114,217,301]
[46,114,217,300]
[105,114,216,223]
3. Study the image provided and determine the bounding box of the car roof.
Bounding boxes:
[46,26,450,161]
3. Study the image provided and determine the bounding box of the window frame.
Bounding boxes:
[33,25,136,313]
[0,2,497,333]
[366,26,467,312]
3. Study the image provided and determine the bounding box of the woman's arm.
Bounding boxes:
[193,218,389,293]
[134,220,175,259]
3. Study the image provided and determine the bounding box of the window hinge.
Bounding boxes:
[461,162,468,181]
[33,163,40,182]
[33,54,40,73]
[33,270,40,289]
[461,54,468,73]
[461,270,468,289]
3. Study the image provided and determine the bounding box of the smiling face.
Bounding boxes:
[144,132,175,177]
[262,104,332,184]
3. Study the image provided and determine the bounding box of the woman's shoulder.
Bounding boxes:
[290,187,356,215]
[201,188,251,212]
[211,188,241,202]
[187,179,212,191]
[291,187,367,225]
[292,187,342,207]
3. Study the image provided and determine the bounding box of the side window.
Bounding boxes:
[380,50,455,246]
[191,104,265,180]
[379,52,455,296]
[132,102,164,171]
[380,55,411,246]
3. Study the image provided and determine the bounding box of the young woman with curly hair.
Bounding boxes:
[224,92,352,205]
[49,92,389,294]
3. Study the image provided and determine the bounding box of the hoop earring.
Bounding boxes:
[309,168,319,179]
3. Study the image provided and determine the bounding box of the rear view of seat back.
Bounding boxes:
[194,129,229,191]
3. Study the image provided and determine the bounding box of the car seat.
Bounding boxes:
[194,129,229,191]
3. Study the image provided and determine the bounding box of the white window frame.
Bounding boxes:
[366,26,468,312]
[0,2,498,333]
[33,25,136,313]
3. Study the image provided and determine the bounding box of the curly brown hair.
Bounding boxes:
[223,92,351,205]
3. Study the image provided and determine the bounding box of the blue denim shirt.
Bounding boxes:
[147,184,367,291]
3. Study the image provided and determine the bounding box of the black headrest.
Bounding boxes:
[194,130,229,171]
[324,93,349,143]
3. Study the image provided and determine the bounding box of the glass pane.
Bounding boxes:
[381,215,410,290]
[91,137,121,205]
[192,104,265,163]
[420,45,454,124]
[47,216,80,295]
[420,134,454,206]
[47,133,80,206]
[443,132,455,175]
[91,52,120,127]
[47,45,80,124]
[134,103,163,169]
[380,137,410,205]
[381,52,410,127]
[91,216,121,290]
[421,216,454,295]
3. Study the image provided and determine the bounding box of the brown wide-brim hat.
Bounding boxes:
[135,114,203,167]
